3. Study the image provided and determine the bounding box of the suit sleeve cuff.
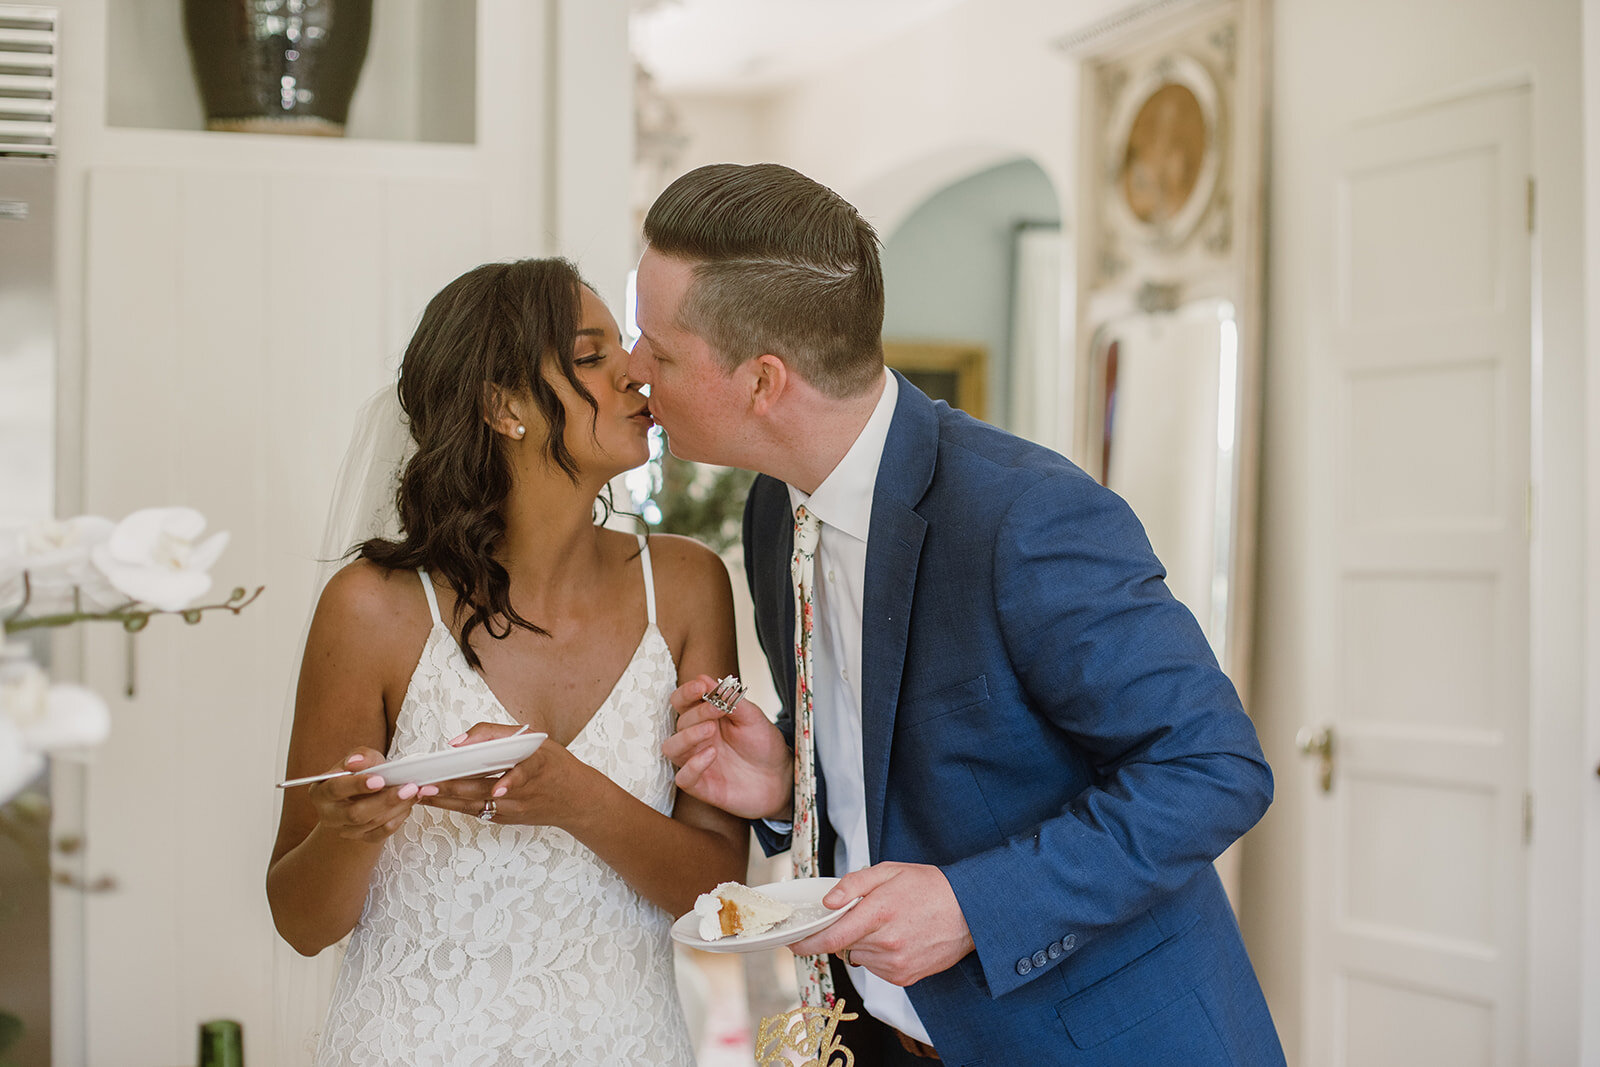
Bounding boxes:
[942,852,1072,999]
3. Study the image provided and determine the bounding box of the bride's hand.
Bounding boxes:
[419,723,587,827]
[308,747,438,843]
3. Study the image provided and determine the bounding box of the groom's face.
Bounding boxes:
[629,248,748,465]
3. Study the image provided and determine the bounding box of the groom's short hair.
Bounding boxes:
[643,163,885,398]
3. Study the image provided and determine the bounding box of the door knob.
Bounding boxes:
[1296,725,1335,793]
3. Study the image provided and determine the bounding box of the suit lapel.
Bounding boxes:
[757,481,797,737]
[860,374,937,859]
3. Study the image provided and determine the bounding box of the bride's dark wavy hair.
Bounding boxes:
[358,257,600,668]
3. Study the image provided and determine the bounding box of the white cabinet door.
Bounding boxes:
[1302,86,1531,1066]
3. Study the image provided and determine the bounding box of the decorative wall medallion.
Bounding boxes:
[1209,23,1238,74]
[1071,0,1269,902]
[1098,246,1128,284]
[1203,189,1234,254]
[1096,62,1129,108]
[1104,54,1221,249]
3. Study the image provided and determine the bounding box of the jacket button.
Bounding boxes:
[1062,934,1077,953]
[1047,940,1062,959]
[1015,957,1033,976]
[1031,949,1048,968]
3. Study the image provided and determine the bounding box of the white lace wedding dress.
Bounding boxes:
[314,537,695,1066]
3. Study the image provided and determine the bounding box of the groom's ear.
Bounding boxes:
[748,354,788,416]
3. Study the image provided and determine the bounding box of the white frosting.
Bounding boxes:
[693,892,725,941]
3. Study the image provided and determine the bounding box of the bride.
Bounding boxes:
[267,257,747,1065]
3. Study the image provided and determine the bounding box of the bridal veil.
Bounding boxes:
[271,385,412,1062]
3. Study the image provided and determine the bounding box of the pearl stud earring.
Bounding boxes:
[515,425,525,438]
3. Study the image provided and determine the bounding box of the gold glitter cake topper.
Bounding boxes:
[755,997,858,1066]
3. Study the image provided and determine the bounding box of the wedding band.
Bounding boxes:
[479,799,496,822]
[843,948,853,967]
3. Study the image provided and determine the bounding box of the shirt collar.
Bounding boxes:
[788,369,898,544]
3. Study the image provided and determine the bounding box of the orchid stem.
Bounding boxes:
[2,586,265,636]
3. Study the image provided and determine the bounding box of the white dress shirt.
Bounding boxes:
[784,370,934,1044]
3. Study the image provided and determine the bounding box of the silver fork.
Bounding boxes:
[703,675,748,716]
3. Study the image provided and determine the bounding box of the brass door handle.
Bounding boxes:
[1296,725,1335,793]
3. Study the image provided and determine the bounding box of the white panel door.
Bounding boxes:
[1302,87,1531,1066]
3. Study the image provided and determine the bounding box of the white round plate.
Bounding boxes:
[672,877,860,953]
[363,732,546,787]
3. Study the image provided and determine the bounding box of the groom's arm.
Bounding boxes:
[938,470,1273,999]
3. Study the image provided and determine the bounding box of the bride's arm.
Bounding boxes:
[567,539,748,913]
[266,563,432,955]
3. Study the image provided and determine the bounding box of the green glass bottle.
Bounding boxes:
[196,1019,243,1067]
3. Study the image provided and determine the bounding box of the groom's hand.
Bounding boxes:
[662,674,794,821]
[789,862,975,988]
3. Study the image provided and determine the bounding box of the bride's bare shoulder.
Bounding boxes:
[313,558,432,644]
[641,533,733,616]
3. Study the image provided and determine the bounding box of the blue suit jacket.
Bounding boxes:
[744,375,1284,1065]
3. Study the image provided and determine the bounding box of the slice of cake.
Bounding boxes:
[692,881,794,940]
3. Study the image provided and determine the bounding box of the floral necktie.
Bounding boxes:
[790,503,834,1006]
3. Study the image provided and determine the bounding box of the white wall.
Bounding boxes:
[668,93,777,173]
[660,0,1595,1060]
[756,0,1101,239]
[657,0,1124,235]
[1581,5,1600,1062]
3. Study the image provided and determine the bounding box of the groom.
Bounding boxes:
[638,163,1283,1065]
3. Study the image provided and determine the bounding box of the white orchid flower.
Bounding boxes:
[92,507,230,613]
[0,652,49,804]
[2,516,119,615]
[26,683,112,753]
[0,641,112,797]
[0,633,115,812]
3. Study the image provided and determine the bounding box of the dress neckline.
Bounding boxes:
[415,532,662,749]
[428,620,665,749]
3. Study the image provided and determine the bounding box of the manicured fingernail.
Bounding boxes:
[346,754,365,766]
[397,783,418,799]
[448,733,468,745]
[421,785,439,797]
[492,786,507,797]
[366,776,384,790]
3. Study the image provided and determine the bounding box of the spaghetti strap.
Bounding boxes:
[636,534,657,627]
[417,568,442,626]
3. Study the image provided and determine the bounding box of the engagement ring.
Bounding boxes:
[479,799,496,822]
